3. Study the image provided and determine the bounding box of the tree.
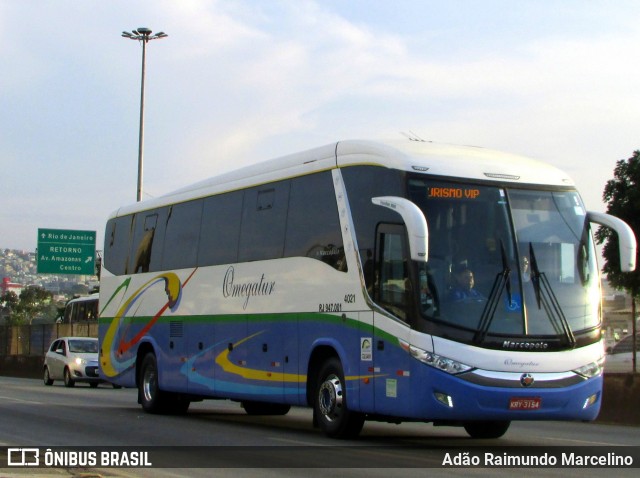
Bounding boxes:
[0,291,19,322]
[1,286,55,325]
[596,150,640,372]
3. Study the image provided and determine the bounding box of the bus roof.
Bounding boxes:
[66,293,99,305]
[110,139,575,218]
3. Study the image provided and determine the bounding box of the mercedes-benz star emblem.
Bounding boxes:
[520,373,534,387]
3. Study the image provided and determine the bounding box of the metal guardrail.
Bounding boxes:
[0,323,98,357]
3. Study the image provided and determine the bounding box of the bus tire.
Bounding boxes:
[463,420,510,439]
[242,401,291,416]
[314,357,364,439]
[63,367,75,388]
[139,352,168,414]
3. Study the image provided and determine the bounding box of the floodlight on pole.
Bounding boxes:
[122,27,168,202]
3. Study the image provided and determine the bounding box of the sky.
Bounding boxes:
[1,0,639,253]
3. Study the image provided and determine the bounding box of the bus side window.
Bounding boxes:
[198,190,243,266]
[87,300,98,321]
[64,304,72,323]
[162,200,203,270]
[77,302,86,322]
[104,216,134,276]
[133,214,157,273]
[127,209,167,274]
[284,172,346,271]
[239,180,291,262]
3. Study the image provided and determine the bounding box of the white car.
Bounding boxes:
[605,334,639,373]
[43,337,102,387]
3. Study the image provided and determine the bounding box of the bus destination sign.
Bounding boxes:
[37,228,96,275]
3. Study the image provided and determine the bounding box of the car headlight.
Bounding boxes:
[75,358,87,366]
[573,357,604,379]
[400,340,472,374]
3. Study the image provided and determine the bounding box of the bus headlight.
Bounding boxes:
[572,357,604,379]
[404,342,472,374]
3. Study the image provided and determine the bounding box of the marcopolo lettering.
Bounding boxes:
[503,340,549,350]
[223,266,276,310]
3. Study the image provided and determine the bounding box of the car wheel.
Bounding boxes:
[43,367,54,386]
[63,368,75,388]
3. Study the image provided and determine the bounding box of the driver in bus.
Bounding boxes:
[447,263,485,302]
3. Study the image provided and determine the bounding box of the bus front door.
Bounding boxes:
[373,224,413,415]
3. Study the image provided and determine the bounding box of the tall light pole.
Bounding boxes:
[122,27,168,202]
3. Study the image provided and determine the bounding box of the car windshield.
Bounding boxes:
[407,178,600,341]
[68,339,98,353]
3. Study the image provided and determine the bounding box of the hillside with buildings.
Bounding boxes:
[1,248,98,300]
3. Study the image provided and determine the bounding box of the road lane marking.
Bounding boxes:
[0,395,44,405]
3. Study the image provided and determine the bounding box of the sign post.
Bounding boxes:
[37,228,97,275]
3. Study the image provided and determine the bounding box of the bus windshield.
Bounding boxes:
[406,178,600,343]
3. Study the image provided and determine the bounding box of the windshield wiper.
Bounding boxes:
[529,243,576,348]
[474,241,511,344]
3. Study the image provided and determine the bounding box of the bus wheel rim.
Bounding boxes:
[143,367,156,402]
[318,374,343,421]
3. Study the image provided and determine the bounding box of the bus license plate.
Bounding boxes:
[509,397,541,410]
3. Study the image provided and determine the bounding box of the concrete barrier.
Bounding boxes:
[0,355,44,379]
[0,355,637,425]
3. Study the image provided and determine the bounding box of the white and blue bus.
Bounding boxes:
[99,139,635,439]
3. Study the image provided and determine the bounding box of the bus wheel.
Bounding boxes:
[242,401,291,416]
[43,367,53,386]
[63,368,75,387]
[139,353,167,414]
[314,357,364,439]
[463,420,511,439]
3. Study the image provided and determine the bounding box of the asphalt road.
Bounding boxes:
[0,377,637,477]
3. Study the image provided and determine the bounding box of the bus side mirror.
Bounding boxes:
[372,196,429,262]
[588,211,637,272]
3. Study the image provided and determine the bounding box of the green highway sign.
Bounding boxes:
[37,228,97,275]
